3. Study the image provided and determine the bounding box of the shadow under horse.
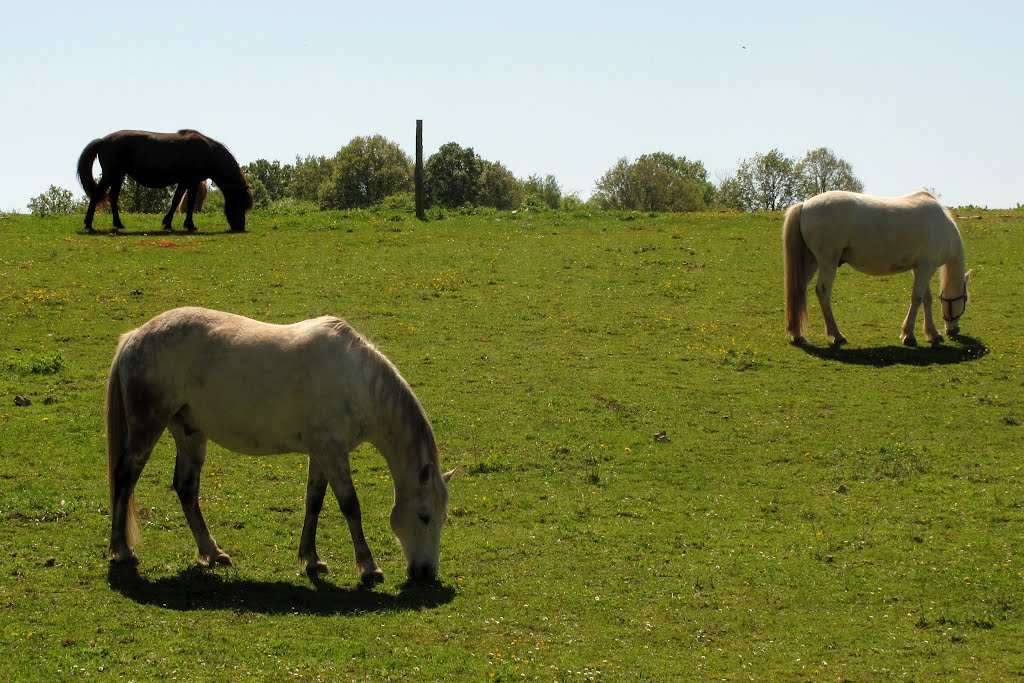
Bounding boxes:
[78,129,253,233]
[107,563,456,616]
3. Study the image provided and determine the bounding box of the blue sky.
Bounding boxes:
[2,0,1021,211]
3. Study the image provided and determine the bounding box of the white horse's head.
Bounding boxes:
[391,464,455,581]
[941,269,972,337]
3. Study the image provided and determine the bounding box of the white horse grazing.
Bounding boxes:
[106,307,454,584]
[783,190,970,346]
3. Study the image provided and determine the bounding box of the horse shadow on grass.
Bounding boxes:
[79,228,242,238]
[796,334,988,367]
[107,563,455,615]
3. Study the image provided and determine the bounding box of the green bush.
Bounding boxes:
[318,136,413,210]
[27,186,82,217]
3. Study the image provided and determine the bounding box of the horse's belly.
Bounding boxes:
[185,394,312,456]
[207,426,306,456]
[846,257,914,277]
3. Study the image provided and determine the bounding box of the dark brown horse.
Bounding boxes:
[78,130,253,232]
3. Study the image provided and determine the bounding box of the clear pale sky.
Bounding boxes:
[2,0,1021,212]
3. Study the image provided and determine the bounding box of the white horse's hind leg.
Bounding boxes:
[168,421,232,566]
[311,443,384,584]
[298,458,330,575]
[814,264,847,345]
[109,425,162,565]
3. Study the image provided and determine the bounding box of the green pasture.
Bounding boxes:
[1,206,1021,681]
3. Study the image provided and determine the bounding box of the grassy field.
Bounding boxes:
[1,205,1022,681]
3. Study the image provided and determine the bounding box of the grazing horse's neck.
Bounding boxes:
[368,373,438,493]
[940,255,967,299]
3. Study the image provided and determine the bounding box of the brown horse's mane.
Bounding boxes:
[184,130,253,208]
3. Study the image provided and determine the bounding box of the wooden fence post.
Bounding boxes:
[415,119,425,221]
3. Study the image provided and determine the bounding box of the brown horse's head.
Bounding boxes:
[224,182,254,232]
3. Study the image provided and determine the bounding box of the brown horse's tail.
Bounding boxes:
[77,138,104,202]
[783,202,814,343]
[106,336,140,550]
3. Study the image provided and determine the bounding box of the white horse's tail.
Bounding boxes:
[783,202,815,342]
[106,336,140,550]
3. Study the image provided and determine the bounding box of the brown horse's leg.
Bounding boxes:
[164,185,187,231]
[298,458,330,575]
[167,419,231,566]
[108,175,127,230]
[84,177,113,231]
[181,182,199,231]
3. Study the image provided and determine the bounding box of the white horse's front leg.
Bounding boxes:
[311,447,385,584]
[903,267,941,346]
[814,265,847,345]
[298,458,330,575]
[920,287,942,343]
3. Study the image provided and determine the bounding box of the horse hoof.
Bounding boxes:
[902,336,917,347]
[304,560,329,576]
[360,567,385,585]
[830,336,848,347]
[198,550,233,567]
[111,550,140,566]
[789,336,807,347]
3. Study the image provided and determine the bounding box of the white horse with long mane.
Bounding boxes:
[784,190,970,346]
[106,307,454,584]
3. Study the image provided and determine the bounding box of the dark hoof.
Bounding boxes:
[304,560,330,576]
[360,568,385,585]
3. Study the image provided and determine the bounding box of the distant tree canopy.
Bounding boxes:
[119,178,173,213]
[319,135,413,210]
[523,174,562,210]
[242,159,293,208]
[28,185,82,217]
[424,142,483,209]
[797,147,864,198]
[478,160,524,210]
[591,153,714,212]
[718,147,863,211]
[289,154,334,204]
[36,133,868,216]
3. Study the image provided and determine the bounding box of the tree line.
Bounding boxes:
[28,136,863,216]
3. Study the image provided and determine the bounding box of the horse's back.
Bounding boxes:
[798,191,959,274]
[114,307,375,454]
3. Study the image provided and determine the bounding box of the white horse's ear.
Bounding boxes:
[441,467,458,484]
